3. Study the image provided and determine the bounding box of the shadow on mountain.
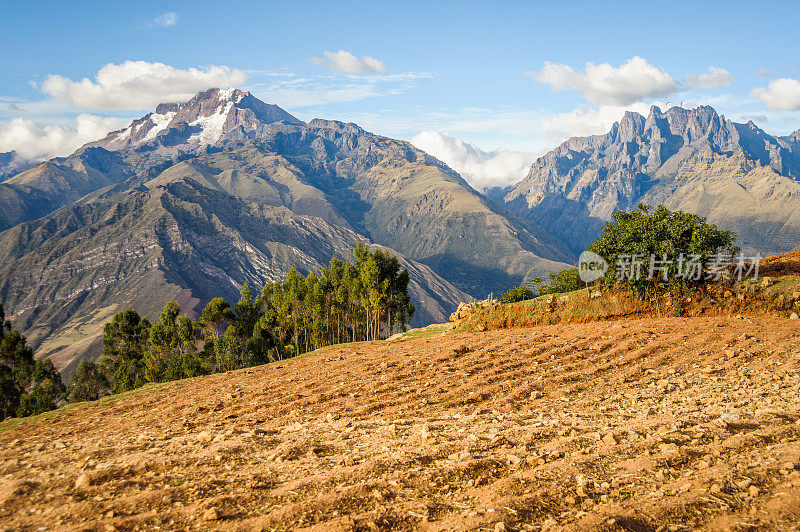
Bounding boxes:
[420,253,524,299]
[505,194,608,254]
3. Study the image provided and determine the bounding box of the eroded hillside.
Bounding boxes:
[1,316,799,531]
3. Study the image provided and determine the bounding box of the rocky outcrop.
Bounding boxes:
[448,297,501,330]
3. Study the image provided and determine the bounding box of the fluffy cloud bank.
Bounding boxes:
[750,78,800,110]
[309,50,387,74]
[0,114,130,160]
[41,61,247,110]
[411,131,536,190]
[685,66,734,89]
[528,56,678,105]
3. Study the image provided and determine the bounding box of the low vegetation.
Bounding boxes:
[500,268,582,304]
[531,268,582,295]
[459,206,773,332]
[499,285,534,304]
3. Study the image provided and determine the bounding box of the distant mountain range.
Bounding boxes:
[0,150,33,181]
[0,88,571,372]
[504,105,800,255]
[4,91,800,373]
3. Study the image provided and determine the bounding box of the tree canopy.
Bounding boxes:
[589,204,739,297]
[0,304,66,421]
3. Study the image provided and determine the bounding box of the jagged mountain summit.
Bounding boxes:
[0,88,572,372]
[504,105,800,254]
[90,88,302,153]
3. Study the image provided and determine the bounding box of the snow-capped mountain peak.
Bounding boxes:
[91,88,302,153]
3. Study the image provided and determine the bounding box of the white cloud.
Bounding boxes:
[411,131,536,190]
[149,12,178,28]
[0,114,130,160]
[685,66,734,89]
[249,72,429,109]
[540,102,657,141]
[750,78,800,110]
[41,61,247,110]
[309,50,387,74]
[755,68,776,78]
[527,56,678,105]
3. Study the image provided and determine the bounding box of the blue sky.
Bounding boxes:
[2,0,800,188]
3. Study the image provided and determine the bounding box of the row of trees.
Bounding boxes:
[0,244,416,418]
[90,243,414,396]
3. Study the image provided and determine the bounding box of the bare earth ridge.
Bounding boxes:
[1,316,800,531]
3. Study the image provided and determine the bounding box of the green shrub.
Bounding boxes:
[589,204,738,298]
[500,285,535,304]
[16,359,65,417]
[0,304,35,421]
[532,268,582,295]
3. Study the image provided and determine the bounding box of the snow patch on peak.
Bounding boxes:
[142,111,176,142]
[218,87,235,101]
[189,101,233,145]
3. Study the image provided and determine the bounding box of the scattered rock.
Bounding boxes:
[202,507,219,521]
[659,443,679,455]
[74,473,91,490]
[602,432,620,445]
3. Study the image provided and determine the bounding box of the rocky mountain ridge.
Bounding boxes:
[504,105,800,254]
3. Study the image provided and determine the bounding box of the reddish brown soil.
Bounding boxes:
[1,316,800,531]
[758,250,800,277]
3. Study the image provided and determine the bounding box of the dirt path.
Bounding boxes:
[1,316,800,531]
